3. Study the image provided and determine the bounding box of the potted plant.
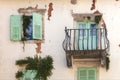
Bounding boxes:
[15,55,54,80]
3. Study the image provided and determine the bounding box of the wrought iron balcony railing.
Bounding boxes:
[62,27,109,67]
[63,27,109,51]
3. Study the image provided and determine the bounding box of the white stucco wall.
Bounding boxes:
[0,0,120,80]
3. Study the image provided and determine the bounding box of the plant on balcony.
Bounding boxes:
[106,54,110,71]
[95,15,102,24]
[15,55,54,80]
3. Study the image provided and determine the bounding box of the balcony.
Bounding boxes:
[62,27,109,67]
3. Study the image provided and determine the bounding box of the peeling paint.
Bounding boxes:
[71,0,77,5]
[36,42,42,54]
[48,2,53,20]
[90,0,96,10]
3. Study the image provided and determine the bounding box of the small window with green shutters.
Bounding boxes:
[23,70,43,80]
[10,12,43,41]
[78,68,97,80]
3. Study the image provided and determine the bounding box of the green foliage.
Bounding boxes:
[106,56,110,71]
[35,56,54,80]
[95,15,102,24]
[15,71,23,78]
[16,59,28,65]
[16,55,54,80]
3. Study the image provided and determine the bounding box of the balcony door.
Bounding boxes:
[77,22,98,50]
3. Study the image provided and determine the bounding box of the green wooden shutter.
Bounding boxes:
[33,13,42,40]
[23,70,37,80]
[88,68,97,80]
[78,68,87,80]
[78,68,97,80]
[10,15,22,41]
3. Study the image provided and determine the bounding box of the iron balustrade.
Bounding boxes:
[62,27,109,67]
[63,27,109,51]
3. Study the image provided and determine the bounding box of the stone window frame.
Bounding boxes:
[72,13,102,22]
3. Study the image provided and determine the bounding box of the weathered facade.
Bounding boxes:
[0,0,120,80]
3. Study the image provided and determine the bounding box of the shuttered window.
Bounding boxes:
[78,68,97,80]
[10,15,22,41]
[10,13,43,41]
[23,70,43,80]
[23,70,36,80]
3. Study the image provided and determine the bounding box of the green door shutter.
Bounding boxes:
[78,68,97,80]
[88,22,98,50]
[78,68,87,80]
[10,15,22,41]
[77,22,88,50]
[88,68,97,80]
[33,13,42,40]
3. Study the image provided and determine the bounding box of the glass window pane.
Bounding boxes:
[79,24,86,36]
[90,24,97,36]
